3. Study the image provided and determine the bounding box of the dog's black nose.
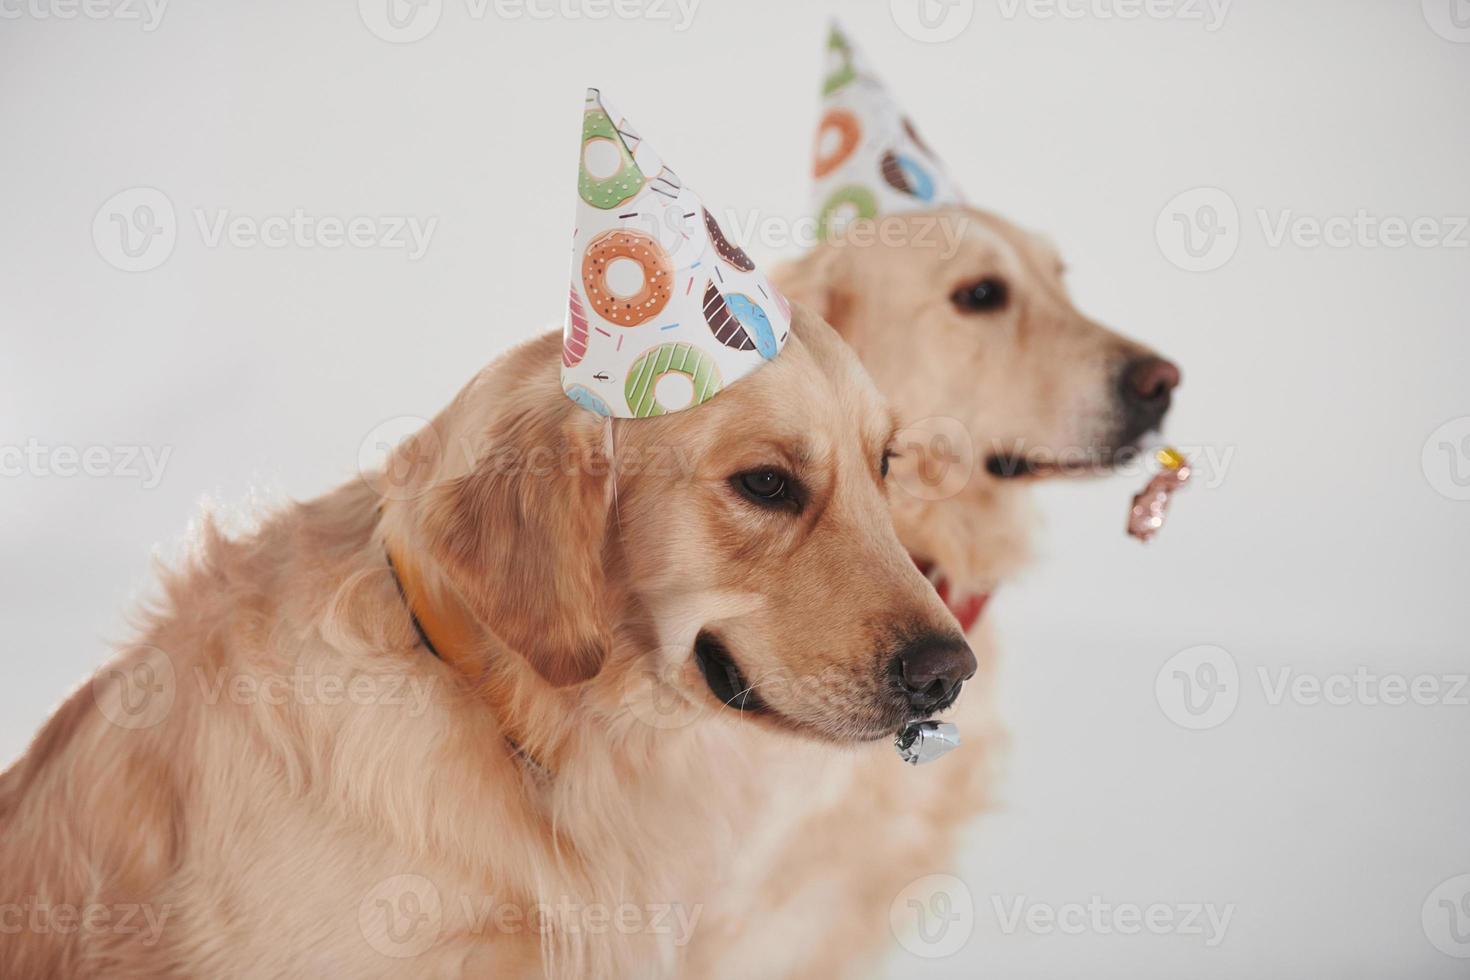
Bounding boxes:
[894,635,977,714]
[1122,356,1181,408]
[1119,356,1181,431]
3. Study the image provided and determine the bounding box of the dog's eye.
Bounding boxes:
[951,277,1009,313]
[733,469,796,508]
[880,451,894,479]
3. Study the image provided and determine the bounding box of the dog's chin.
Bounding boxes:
[692,631,903,744]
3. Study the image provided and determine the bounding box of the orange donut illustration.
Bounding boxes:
[814,108,861,179]
[580,229,673,328]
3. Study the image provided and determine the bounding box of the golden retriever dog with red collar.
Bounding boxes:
[681,31,1186,976]
[728,209,1182,971]
[0,311,980,979]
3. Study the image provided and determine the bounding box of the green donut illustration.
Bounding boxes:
[624,342,722,418]
[822,27,857,95]
[579,107,647,210]
[817,185,878,240]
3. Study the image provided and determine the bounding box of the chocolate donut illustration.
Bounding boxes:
[624,342,722,418]
[579,105,647,211]
[816,185,879,240]
[581,229,673,328]
[703,282,778,360]
[563,283,590,367]
[563,384,611,417]
[814,108,861,179]
[880,150,936,202]
[703,209,755,272]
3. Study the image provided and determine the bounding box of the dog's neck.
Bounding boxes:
[384,539,559,778]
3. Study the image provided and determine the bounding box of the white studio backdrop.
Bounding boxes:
[3,1,1468,976]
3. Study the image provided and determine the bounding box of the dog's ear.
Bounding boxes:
[775,247,853,335]
[418,383,612,687]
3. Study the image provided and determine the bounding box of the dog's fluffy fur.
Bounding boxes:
[0,310,981,979]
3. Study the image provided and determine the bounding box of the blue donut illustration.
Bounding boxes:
[881,150,936,203]
[724,293,778,360]
[703,282,778,360]
[563,384,611,417]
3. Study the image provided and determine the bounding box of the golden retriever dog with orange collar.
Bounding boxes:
[0,310,980,979]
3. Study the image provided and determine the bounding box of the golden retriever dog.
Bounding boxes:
[714,204,1183,972]
[681,35,1184,969]
[0,310,981,979]
[702,208,1181,975]
[667,207,1183,978]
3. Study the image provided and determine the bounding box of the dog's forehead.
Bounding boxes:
[952,208,1063,272]
[676,313,891,458]
[782,323,883,414]
[949,211,1022,262]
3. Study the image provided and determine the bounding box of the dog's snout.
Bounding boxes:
[1122,356,1181,407]
[892,634,977,715]
[1118,356,1181,433]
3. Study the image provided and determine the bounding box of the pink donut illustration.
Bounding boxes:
[564,283,590,368]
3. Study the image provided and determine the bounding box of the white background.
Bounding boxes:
[3,0,1469,976]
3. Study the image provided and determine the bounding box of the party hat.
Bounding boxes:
[810,23,965,239]
[562,88,792,419]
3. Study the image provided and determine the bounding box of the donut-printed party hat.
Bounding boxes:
[810,23,966,239]
[562,88,793,419]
